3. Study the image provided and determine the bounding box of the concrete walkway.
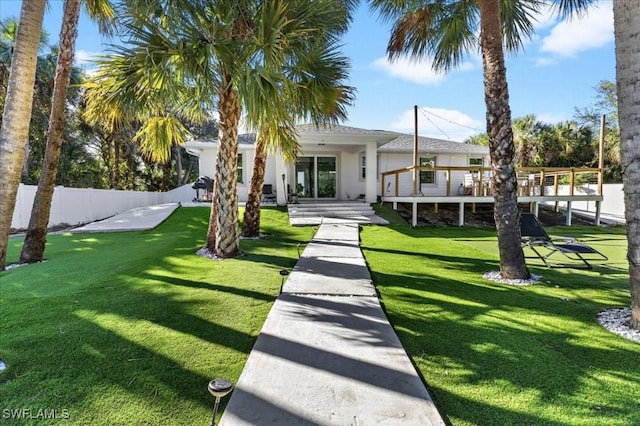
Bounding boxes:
[66,204,444,423]
[70,203,180,233]
[220,223,445,425]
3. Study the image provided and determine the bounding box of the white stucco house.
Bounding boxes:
[184,124,490,205]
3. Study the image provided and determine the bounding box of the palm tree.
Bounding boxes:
[0,0,47,270]
[1,17,53,183]
[613,1,640,330]
[369,0,594,279]
[241,39,356,238]
[20,0,116,264]
[83,0,357,258]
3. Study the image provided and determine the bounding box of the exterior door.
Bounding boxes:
[295,156,336,199]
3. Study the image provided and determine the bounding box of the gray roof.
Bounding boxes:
[295,123,401,137]
[379,134,489,155]
[186,126,488,155]
[186,124,398,145]
[238,133,257,145]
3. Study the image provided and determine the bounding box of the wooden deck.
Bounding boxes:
[380,166,604,227]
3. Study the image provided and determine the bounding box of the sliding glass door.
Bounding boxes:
[295,156,336,199]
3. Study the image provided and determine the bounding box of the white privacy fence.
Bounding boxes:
[544,183,625,220]
[11,183,197,230]
[11,183,626,230]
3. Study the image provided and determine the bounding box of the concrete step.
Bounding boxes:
[288,206,375,212]
[288,202,372,209]
[289,210,375,217]
[288,204,375,216]
[287,202,385,225]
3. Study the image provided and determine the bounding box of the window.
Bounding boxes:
[360,156,366,180]
[469,157,483,166]
[237,153,243,183]
[419,156,436,184]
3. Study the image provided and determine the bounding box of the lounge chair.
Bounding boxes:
[262,184,277,204]
[520,213,607,269]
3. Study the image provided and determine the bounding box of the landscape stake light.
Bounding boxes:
[279,269,289,292]
[208,378,233,426]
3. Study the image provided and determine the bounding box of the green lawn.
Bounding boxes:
[0,207,314,425]
[2,205,638,425]
[361,216,639,426]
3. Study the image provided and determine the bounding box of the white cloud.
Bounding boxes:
[74,50,101,67]
[531,4,558,31]
[372,56,446,85]
[390,107,483,140]
[534,57,557,67]
[539,4,613,58]
[372,56,476,85]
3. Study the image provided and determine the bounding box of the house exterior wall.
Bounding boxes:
[190,141,488,201]
[340,151,365,200]
[195,145,263,202]
[378,152,489,196]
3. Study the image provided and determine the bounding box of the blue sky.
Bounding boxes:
[1,1,615,140]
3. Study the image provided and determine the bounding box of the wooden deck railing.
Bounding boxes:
[380,166,603,198]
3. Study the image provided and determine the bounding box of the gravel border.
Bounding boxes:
[482,270,542,286]
[597,308,640,344]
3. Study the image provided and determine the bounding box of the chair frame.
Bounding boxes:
[520,213,608,269]
[262,184,277,204]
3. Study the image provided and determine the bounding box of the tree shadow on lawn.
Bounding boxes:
[137,271,276,302]
[1,279,263,425]
[362,236,628,292]
[367,268,640,425]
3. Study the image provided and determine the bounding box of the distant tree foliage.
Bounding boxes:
[574,80,621,182]
[1,16,203,192]
[465,81,622,183]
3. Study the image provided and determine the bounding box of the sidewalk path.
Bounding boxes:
[220,223,445,425]
[70,203,179,233]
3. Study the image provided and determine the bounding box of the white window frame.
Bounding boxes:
[469,157,483,167]
[419,156,436,185]
[237,153,244,184]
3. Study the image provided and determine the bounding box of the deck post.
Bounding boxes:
[595,200,602,226]
[412,202,418,227]
[459,202,465,226]
[532,202,539,217]
[566,201,573,226]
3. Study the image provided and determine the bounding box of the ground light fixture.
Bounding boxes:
[279,269,290,292]
[208,378,233,426]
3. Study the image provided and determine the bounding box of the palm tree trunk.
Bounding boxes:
[476,0,529,279]
[113,138,120,189]
[0,0,46,270]
[161,160,170,191]
[174,145,183,187]
[242,133,268,237]
[614,0,640,330]
[206,71,240,257]
[182,158,194,185]
[20,0,81,264]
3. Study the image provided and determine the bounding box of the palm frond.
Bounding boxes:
[133,116,190,163]
[83,0,117,36]
[551,0,596,20]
